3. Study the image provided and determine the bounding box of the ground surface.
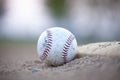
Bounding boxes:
[0,41,120,80]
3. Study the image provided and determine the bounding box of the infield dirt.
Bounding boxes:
[0,41,120,80]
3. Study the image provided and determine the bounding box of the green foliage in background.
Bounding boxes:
[47,0,67,18]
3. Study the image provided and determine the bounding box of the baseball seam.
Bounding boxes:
[40,30,52,61]
[62,34,75,63]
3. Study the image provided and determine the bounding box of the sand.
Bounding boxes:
[0,41,120,80]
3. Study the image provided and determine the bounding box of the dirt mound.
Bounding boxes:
[0,41,120,80]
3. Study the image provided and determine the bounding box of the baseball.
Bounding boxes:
[37,27,77,66]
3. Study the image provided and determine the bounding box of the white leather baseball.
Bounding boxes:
[37,27,77,66]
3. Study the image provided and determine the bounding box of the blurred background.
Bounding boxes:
[0,0,120,45]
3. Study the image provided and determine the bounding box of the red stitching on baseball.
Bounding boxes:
[40,30,52,61]
[62,35,75,63]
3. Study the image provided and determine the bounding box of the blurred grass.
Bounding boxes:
[0,38,37,47]
[0,37,118,47]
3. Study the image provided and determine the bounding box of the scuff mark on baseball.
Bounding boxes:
[77,42,120,58]
[37,27,77,66]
